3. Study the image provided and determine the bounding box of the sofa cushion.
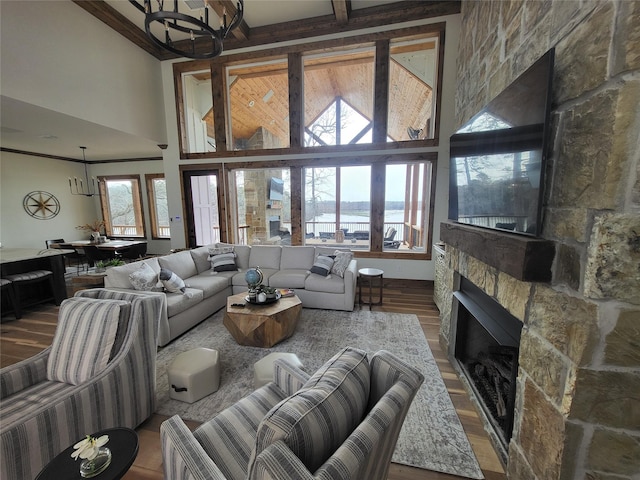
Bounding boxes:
[248,246,281,270]
[279,246,315,270]
[310,254,334,276]
[190,245,215,273]
[105,257,161,289]
[46,298,130,385]
[331,250,354,278]
[158,250,198,280]
[305,271,346,294]
[165,288,204,317]
[268,270,309,289]
[248,347,370,475]
[216,243,251,270]
[185,272,231,298]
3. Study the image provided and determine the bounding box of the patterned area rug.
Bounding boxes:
[155,309,484,479]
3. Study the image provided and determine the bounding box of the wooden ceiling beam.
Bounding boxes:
[205,0,250,42]
[72,0,166,60]
[331,0,351,26]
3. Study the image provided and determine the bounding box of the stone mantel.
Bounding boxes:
[440,221,555,282]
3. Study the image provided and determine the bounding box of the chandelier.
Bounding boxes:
[130,0,244,59]
[69,147,102,197]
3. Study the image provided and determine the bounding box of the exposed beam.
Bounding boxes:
[72,0,165,60]
[205,0,250,42]
[332,0,351,26]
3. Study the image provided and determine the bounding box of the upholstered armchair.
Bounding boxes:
[0,289,164,480]
[161,346,424,480]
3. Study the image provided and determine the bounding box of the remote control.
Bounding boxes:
[231,303,245,307]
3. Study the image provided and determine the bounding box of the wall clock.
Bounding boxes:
[23,191,61,220]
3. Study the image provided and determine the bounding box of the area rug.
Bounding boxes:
[155,309,484,479]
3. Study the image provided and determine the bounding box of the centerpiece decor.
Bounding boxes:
[77,219,106,243]
[71,434,111,478]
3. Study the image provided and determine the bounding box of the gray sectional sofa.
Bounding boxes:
[104,244,357,346]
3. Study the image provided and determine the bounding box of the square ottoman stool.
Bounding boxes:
[168,348,220,403]
[254,352,303,388]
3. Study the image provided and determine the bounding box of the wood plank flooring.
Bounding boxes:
[0,282,505,480]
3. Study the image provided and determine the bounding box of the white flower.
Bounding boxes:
[71,435,109,461]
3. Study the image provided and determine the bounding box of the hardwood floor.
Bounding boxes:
[0,282,505,480]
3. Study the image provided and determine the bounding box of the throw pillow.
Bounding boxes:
[248,347,370,476]
[309,254,334,277]
[331,250,353,278]
[129,262,158,291]
[46,298,128,385]
[209,251,238,272]
[159,268,187,293]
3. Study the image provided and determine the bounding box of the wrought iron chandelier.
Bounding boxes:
[130,0,244,59]
[69,147,102,197]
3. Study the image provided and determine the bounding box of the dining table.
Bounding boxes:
[53,239,147,252]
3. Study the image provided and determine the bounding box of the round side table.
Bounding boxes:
[35,427,139,480]
[358,268,384,309]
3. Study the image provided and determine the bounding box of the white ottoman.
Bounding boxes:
[168,348,220,403]
[254,352,303,388]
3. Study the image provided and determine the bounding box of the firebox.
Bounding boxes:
[453,277,522,449]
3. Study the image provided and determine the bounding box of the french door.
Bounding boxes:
[182,168,226,248]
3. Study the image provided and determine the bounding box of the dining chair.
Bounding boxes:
[45,239,88,274]
[83,245,115,267]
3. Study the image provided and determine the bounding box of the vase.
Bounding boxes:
[80,447,112,478]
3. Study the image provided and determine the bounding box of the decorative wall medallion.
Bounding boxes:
[23,191,61,219]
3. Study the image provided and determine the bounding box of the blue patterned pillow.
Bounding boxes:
[46,298,130,385]
[248,347,370,475]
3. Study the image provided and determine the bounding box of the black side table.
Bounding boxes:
[358,268,384,309]
[35,427,139,480]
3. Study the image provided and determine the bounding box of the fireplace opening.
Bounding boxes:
[454,278,522,448]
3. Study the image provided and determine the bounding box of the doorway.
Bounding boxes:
[182,169,225,248]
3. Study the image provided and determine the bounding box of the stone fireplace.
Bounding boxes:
[440,2,639,479]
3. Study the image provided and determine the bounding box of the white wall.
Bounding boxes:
[0,0,165,144]
[0,152,170,254]
[0,152,98,249]
[159,15,461,280]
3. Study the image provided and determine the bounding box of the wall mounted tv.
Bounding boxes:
[449,48,555,237]
[269,177,284,201]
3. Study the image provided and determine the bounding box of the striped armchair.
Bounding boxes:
[0,289,164,480]
[161,347,424,480]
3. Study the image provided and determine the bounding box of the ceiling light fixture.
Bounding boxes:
[69,147,102,197]
[130,0,244,60]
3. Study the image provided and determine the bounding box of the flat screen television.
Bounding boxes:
[449,48,555,236]
[269,177,284,201]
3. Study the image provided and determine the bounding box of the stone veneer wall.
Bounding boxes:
[439,1,639,479]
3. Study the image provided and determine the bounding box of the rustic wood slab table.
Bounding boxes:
[223,292,302,348]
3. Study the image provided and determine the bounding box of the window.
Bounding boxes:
[384,162,432,252]
[146,174,170,239]
[230,168,291,244]
[303,48,375,147]
[182,70,215,153]
[99,175,146,238]
[227,59,289,151]
[388,35,439,141]
[303,165,371,250]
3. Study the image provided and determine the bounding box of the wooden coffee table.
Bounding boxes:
[224,292,302,348]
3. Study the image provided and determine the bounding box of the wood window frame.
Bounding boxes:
[191,151,436,259]
[98,174,146,239]
[145,173,170,240]
[173,23,446,160]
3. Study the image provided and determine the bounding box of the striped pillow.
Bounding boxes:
[46,298,129,385]
[248,347,370,475]
[209,251,238,272]
[309,254,334,277]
